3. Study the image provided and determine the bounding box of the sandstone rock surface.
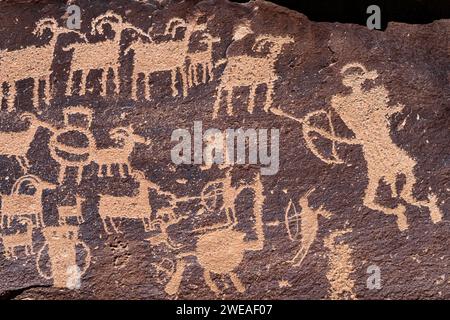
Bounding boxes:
[0,0,449,299]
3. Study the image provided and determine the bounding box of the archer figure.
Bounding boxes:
[272,63,443,231]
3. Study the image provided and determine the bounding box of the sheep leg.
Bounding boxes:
[7,82,16,112]
[80,72,87,96]
[101,69,108,96]
[33,79,39,109]
[212,86,224,119]
[171,69,178,97]
[180,67,188,97]
[226,87,234,116]
[101,218,111,234]
[265,81,275,112]
[248,85,257,114]
[202,63,207,84]
[44,76,51,104]
[66,73,73,96]
[114,67,120,95]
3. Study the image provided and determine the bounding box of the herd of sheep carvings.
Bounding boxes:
[0,11,446,296]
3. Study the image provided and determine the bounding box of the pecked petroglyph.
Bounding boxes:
[149,169,265,295]
[324,229,356,300]
[0,0,448,299]
[65,11,148,97]
[0,175,57,228]
[213,31,294,118]
[0,18,82,111]
[36,225,91,288]
[272,63,444,231]
[285,189,332,267]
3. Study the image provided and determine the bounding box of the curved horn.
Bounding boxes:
[33,18,58,37]
[11,175,42,194]
[91,11,123,35]
[340,63,368,75]
[164,18,186,38]
[252,36,271,53]
[20,112,36,122]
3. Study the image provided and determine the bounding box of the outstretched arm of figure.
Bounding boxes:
[387,103,405,117]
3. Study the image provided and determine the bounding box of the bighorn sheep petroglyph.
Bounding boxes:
[1,217,35,260]
[186,33,221,89]
[0,18,72,111]
[64,11,147,97]
[126,16,207,100]
[98,171,160,234]
[58,196,85,225]
[213,35,294,118]
[0,113,49,171]
[91,126,150,177]
[0,175,57,228]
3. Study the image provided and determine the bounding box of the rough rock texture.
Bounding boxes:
[0,0,449,299]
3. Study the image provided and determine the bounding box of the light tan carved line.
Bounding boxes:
[163,170,265,296]
[212,33,294,118]
[285,189,332,267]
[36,225,91,288]
[272,63,443,231]
[0,18,83,111]
[324,229,356,300]
[125,15,209,100]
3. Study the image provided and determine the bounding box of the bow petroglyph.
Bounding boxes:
[0,1,448,300]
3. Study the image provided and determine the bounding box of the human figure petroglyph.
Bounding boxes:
[64,11,148,97]
[284,189,332,267]
[91,126,150,178]
[58,196,85,225]
[1,217,35,260]
[212,34,294,118]
[186,33,221,89]
[159,172,265,295]
[0,113,51,171]
[272,63,443,231]
[330,63,443,231]
[0,18,80,111]
[0,175,57,228]
[126,15,208,100]
[36,225,91,288]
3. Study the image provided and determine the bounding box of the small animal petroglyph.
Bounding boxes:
[0,175,57,228]
[91,126,150,177]
[213,33,294,118]
[186,33,221,89]
[98,170,167,233]
[126,15,209,100]
[58,196,85,225]
[0,113,50,171]
[65,12,147,97]
[1,217,35,260]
